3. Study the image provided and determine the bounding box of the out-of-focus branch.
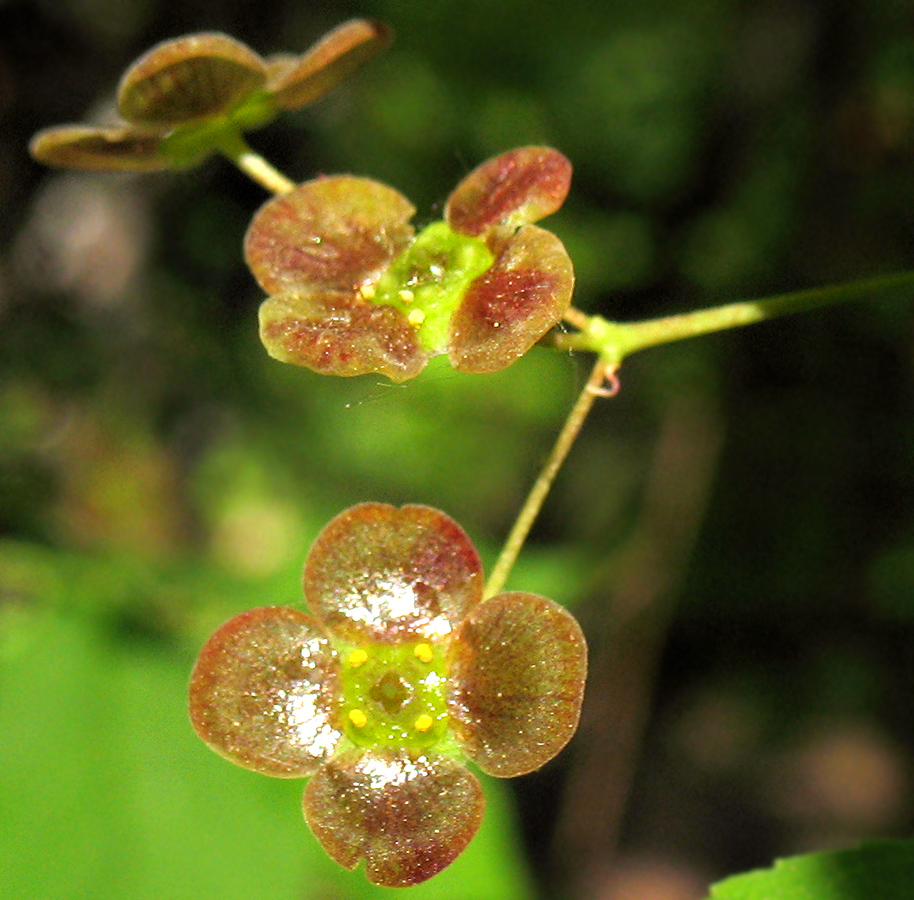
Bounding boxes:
[552,388,724,898]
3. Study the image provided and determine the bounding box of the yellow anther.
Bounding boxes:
[348,709,368,729]
[348,648,369,667]
[358,283,376,300]
[407,308,426,327]
[414,714,434,733]
[398,288,415,303]
[414,643,434,663]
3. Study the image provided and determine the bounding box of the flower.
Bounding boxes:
[29,20,391,172]
[245,146,575,381]
[189,502,587,886]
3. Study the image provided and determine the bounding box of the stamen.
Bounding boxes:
[414,714,434,733]
[348,709,368,729]
[358,284,376,300]
[414,643,434,663]
[348,648,369,667]
[398,288,415,303]
[407,308,426,327]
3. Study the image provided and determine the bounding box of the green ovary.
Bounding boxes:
[372,221,494,353]
[339,641,451,751]
[160,92,278,166]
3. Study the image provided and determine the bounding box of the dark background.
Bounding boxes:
[1,1,913,898]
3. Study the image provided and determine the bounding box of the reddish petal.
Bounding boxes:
[118,33,267,126]
[304,748,484,886]
[269,19,393,110]
[304,503,483,643]
[445,147,571,238]
[189,606,343,777]
[448,593,586,777]
[259,289,427,382]
[244,176,415,294]
[448,225,574,373]
[29,125,169,172]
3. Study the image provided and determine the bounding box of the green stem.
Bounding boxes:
[556,271,914,366]
[216,130,297,195]
[484,357,612,599]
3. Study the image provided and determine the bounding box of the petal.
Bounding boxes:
[447,592,587,777]
[189,606,343,777]
[304,748,484,887]
[244,175,415,294]
[448,225,574,373]
[259,289,427,382]
[269,19,393,110]
[29,125,170,172]
[445,146,572,238]
[304,503,483,643]
[118,33,267,126]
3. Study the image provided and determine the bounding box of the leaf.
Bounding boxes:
[0,604,536,900]
[709,841,914,900]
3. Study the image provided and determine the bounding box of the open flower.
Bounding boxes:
[29,20,391,172]
[245,146,575,381]
[189,502,586,886]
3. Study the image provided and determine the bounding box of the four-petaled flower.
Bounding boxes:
[29,20,390,172]
[245,146,575,381]
[189,502,587,886]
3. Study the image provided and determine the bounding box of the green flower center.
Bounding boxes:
[371,221,494,353]
[160,90,278,166]
[339,641,450,751]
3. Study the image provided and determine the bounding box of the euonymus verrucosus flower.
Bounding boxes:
[189,503,586,886]
[245,146,575,381]
[29,20,390,172]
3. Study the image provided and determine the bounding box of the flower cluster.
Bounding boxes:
[30,20,390,172]
[246,146,575,380]
[189,503,587,886]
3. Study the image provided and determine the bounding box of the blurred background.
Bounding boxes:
[2,0,914,898]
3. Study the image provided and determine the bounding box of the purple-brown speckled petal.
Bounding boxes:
[445,147,571,238]
[118,33,267,126]
[304,503,483,643]
[259,289,427,382]
[189,606,343,777]
[448,225,574,373]
[304,748,484,886]
[244,176,415,295]
[29,125,169,172]
[448,592,586,777]
[269,19,393,110]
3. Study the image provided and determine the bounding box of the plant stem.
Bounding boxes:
[216,130,297,195]
[484,357,611,598]
[555,271,914,365]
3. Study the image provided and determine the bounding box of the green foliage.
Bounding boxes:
[0,602,535,900]
[5,0,914,897]
[709,841,914,900]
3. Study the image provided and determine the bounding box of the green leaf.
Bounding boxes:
[709,841,914,900]
[0,607,536,899]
